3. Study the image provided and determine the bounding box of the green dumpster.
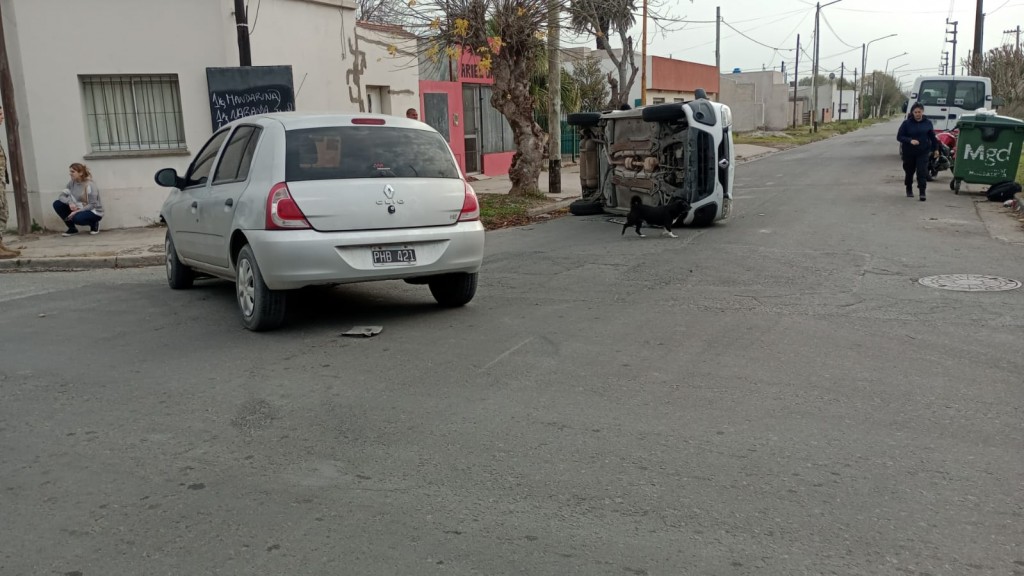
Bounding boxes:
[951,112,1024,194]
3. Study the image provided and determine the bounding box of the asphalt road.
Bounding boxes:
[2,121,1023,576]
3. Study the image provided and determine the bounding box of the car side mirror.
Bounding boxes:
[901,101,908,113]
[992,95,1005,107]
[155,168,184,189]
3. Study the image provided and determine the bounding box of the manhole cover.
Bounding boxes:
[918,274,1022,292]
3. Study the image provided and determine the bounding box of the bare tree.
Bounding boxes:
[567,0,637,107]
[977,45,1024,114]
[416,0,563,196]
[358,0,414,24]
[565,0,686,107]
[570,54,608,111]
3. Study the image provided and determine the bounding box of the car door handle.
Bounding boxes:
[224,198,234,207]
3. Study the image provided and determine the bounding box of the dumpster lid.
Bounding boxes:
[957,112,1024,128]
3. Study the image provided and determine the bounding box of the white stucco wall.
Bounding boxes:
[352,24,419,118]
[3,0,229,231]
[830,89,860,120]
[3,0,366,233]
[240,0,360,113]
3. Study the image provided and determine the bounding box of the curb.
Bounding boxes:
[526,197,580,217]
[0,253,163,273]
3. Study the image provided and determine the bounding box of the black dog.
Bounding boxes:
[621,196,691,238]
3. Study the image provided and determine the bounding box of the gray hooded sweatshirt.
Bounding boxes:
[60,180,104,217]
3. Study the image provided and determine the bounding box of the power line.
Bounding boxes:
[247,0,263,35]
[673,10,807,53]
[988,0,1016,14]
[721,19,796,51]
[820,45,862,61]
[819,11,858,49]
[649,7,808,25]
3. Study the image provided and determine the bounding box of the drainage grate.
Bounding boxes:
[918,274,1022,292]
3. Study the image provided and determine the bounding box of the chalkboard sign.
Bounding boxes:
[206,66,295,131]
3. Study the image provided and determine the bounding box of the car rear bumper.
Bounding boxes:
[244,222,485,290]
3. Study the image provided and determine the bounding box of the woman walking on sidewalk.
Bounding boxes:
[897,102,940,201]
[53,163,104,236]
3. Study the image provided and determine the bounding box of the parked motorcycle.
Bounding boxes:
[928,129,958,179]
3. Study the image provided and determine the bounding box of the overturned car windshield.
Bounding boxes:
[285,126,461,181]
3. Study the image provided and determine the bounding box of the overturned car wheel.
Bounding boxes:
[567,112,602,128]
[641,103,687,123]
[690,203,719,227]
[569,199,605,216]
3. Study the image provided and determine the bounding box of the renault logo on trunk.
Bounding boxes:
[376,184,404,209]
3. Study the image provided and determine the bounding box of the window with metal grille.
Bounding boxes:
[81,75,186,153]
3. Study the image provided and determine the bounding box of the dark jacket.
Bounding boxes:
[897,116,940,157]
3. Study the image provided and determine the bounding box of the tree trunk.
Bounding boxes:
[491,56,545,196]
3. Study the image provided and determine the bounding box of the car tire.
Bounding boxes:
[569,199,605,216]
[689,204,718,227]
[567,112,601,127]
[641,103,686,123]
[236,244,287,331]
[428,272,478,307]
[165,232,195,290]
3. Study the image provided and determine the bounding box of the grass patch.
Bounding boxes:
[478,193,556,230]
[734,118,890,147]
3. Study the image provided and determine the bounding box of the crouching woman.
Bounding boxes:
[53,163,104,235]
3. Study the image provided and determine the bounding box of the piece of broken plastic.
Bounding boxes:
[342,326,383,338]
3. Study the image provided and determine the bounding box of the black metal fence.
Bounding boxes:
[535,111,582,162]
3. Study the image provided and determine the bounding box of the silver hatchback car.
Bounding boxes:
[156,113,485,331]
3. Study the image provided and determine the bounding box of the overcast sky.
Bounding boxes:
[564,0,1024,90]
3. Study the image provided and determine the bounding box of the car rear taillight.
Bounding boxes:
[458,181,480,222]
[352,118,386,125]
[266,182,311,230]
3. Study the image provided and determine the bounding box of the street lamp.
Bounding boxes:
[811,0,843,132]
[860,33,897,121]
[884,52,908,77]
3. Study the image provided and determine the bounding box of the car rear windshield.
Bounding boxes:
[285,126,461,181]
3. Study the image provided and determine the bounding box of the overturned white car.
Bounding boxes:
[567,89,734,227]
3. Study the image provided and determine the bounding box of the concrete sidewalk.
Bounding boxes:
[0,145,776,273]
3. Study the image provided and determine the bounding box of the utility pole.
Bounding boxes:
[853,68,858,120]
[1003,25,1020,56]
[860,43,866,122]
[946,20,958,76]
[972,0,984,74]
[838,63,845,121]
[871,72,877,118]
[640,0,648,105]
[941,51,949,75]
[547,0,561,195]
[234,0,252,66]
[790,34,798,127]
[715,7,721,72]
[0,1,30,236]
[812,2,821,132]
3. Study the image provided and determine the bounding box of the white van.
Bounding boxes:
[908,75,993,131]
